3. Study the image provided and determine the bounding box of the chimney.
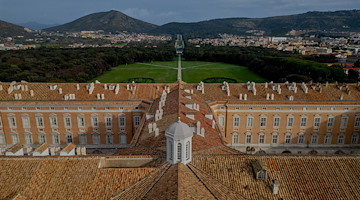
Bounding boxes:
[266,93,270,100]
[58,88,62,94]
[30,90,34,97]
[272,179,279,194]
[244,94,248,100]
[101,94,105,100]
[239,93,243,100]
[271,93,274,100]
[265,82,268,88]
[115,84,120,94]
[104,84,108,90]
[76,84,80,90]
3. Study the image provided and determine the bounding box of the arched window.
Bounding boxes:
[298,133,305,144]
[233,115,240,127]
[92,133,100,144]
[232,133,239,144]
[273,115,280,127]
[272,133,278,144]
[24,133,33,145]
[324,133,332,144]
[120,133,127,145]
[11,133,19,144]
[177,143,182,161]
[79,133,87,144]
[311,133,318,144]
[169,141,173,161]
[337,133,345,144]
[106,133,113,144]
[38,133,46,144]
[0,133,6,144]
[246,115,254,127]
[351,133,359,144]
[218,114,225,127]
[313,115,321,129]
[259,133,265,144]
[52,133,60,145]
[186,141,190,160]
[285,133,292,144]
[245,132,252,144]
[66,134,73,143]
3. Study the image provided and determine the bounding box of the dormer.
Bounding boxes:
[251,159,267,180]
[50,85,57,90]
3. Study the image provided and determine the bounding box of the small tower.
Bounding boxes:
[165,118,193,165]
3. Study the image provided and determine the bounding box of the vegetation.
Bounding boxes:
[0,47,174,82]
[150,10,360,37]
[184,45,358,83]
[91,61,266,83]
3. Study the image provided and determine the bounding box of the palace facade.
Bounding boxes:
[0,81,359,155]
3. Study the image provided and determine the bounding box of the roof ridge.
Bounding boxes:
[110,161,171,200]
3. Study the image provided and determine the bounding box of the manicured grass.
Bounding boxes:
[91,61,267,83]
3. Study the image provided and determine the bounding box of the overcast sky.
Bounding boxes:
[0,0,359,25]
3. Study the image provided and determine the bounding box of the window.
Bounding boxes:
[106,133,113,144]
[105,107,110,110]
[311,134,318,144]
[273,116,280,127]
[177,143,182,161]
[91,115,98,127]
[351,134,359,144]
[50,107,55,110]
[258,171,266,180]
[66,134,73,143]
[134,116,141,127]
[105,115,112,127]
[232,133,239,144]
[324,134,332,144]
[64,115,71,128]
[52,134,60,145]
[285,134,291,144]
[8,115,17,128]
[218,115,225,127]
[245,133,252,143]
[272,134,278,144]
[354,116,360,128]
[313,116,321,129]
[0,117,2,127]
[327,116,334,128]
[120,134,127,145]
[340,116,348,129]
[246,116,253,127]
[22,115,30,128]
[262,107,267,110]
[77,115,85,128]
[78,133,86,144]
[169,142,173,160]
[36,107,41,110]
[300,116,307,127]
[298,133,305,144]
[287,116,294,127]
[338,134,345,144]
[36,115,44,128]
[233,115,240,127]
[64,107,69,110]
[0,133,5,144]
[11,134,19,144]
[39,134,46,144]
[186,141,190,160]
[119,115,126,127]
[93,133,100,144]
[50,115,58,127]
[260,116,267,127]
[259,133,265,144]
[25,134,33,145]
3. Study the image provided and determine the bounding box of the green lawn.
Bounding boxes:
[90,61,267,83]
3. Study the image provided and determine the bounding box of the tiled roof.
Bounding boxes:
[184,83,360,104]
[190,155,360,200]
[34,143,49,154]
[61,143,76,153]
[8,144,23,154]
[0,157,158,200]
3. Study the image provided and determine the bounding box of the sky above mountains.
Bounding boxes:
[0,0,359,25]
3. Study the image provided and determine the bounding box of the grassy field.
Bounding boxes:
[90,61,267,83]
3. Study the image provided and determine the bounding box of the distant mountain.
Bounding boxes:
[0,20,32,37]
[150,10,360,37]
[17,22,59,30]
[45,10,157,33]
